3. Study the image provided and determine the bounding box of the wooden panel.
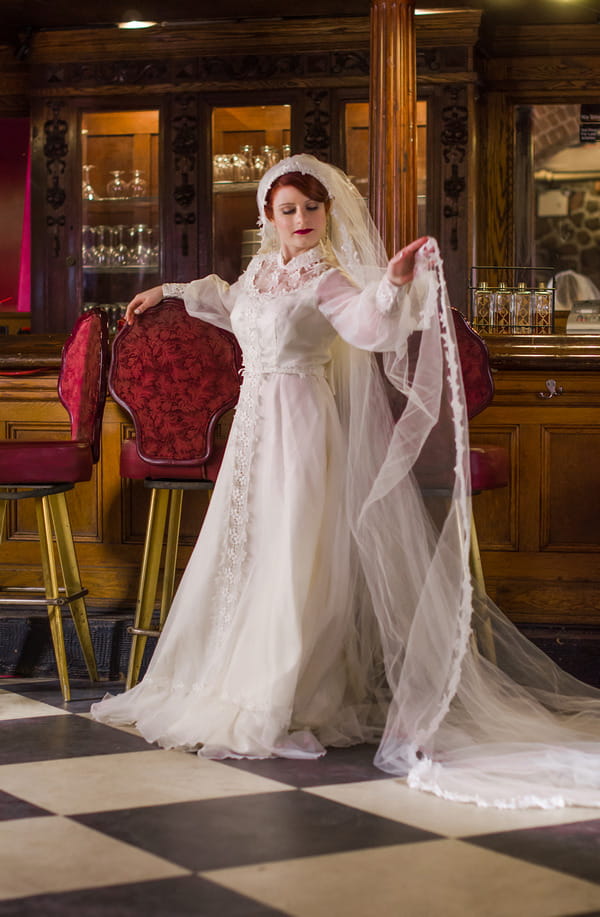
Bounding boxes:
[471,427,517,550]
[541,426,600,551]
[471,365,600,626]
[475,91,513,268]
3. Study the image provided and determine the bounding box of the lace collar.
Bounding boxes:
[244,243,333,297]
[276,245,323,272]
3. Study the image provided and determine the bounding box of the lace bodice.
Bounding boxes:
[164,245,414,377]
[231,248,338,375]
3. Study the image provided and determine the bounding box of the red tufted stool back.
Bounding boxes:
[110,298,242,687]
[0,308,109,699]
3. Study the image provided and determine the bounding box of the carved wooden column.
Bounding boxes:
[369,0,417,256]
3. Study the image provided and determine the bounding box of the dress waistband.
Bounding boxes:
[242,364,326,378]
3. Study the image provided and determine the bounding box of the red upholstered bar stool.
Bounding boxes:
[0,309,110,700]
[109,298,242,688]
[417,309,509,662]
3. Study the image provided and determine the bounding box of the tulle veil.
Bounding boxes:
[261,154,600,808]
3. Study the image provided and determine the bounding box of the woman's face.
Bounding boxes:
[268,185,328,263]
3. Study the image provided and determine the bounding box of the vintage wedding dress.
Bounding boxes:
[93,155,600,809]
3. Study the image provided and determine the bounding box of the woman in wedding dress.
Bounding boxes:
[93,154,600,809]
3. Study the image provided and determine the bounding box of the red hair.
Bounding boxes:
[264,171,330,220]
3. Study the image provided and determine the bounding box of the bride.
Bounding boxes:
[93,153,600,809]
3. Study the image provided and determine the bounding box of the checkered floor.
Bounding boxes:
[1,677,600,917]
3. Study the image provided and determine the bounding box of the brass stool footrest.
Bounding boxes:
[0,587,88,606]
[128,626,162,638]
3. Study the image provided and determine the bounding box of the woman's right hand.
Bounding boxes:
[124,285,164,325]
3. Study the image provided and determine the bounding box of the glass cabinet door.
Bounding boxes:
[212,105,291,283]
[344,100,429,235]
[81,109,160,330]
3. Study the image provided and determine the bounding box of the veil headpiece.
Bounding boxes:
[256,153,387,286]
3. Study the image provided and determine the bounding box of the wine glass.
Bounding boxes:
[110,225,130,265]
[129,224,151,265]
[82,164,96,200]
[92,226,110,266]
[107,170,127,198]
[129,169,147,198]
[81,225,96,266]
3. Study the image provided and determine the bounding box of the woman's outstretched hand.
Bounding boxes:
[386,236,435,287]
[124,285,164,325]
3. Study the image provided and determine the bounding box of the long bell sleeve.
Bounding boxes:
[163,276,241,333]
[316,268,429,354]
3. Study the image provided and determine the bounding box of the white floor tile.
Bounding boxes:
[0,749,292,815]
[203,839,600,917]
[0,816,188,901]
[306,778,600,837]
[0,689,68,721]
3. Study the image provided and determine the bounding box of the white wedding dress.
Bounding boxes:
[92,246,401,758]
[93,242,600,808]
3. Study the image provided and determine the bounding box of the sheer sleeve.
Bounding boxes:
[163,275,240,333]
[317,268,428,353]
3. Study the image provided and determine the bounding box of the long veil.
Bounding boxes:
[258,154,600,808]
[343,246,600,808]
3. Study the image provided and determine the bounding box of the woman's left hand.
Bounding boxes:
[386,236,433,286]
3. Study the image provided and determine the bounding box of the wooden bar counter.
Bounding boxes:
[472,332,600,629]
[1,333,599,631]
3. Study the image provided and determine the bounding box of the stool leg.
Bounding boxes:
[127,487,169,689]
[469,511,497,664]
[0,499,7,543]
[160,488,183,628]
[48,491,98,683]
[36,496,70,701]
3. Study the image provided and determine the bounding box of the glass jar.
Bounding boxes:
[513,282,533,334]
[493,282,512,333]
[473,281,493,333]
[534,282,553,334]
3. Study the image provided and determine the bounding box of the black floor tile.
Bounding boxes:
[0,714,157,765]
[0,678,122,712]
[74,789,440,872]
[222,743,388,787]
[466,818,600,885]
[0,789,53,822]
[0,876,288,917]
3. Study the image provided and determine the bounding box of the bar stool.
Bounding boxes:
[109,298,242,688]
[416,308,509,661]
[0,308,110,699]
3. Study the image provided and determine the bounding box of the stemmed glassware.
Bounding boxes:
[110,225,130,265]
[106,170,127,198]
[82,164,96,200]
[129,169,147,198]
[93,226,117,266]
[81,225,96,266]
[129,224,152,265]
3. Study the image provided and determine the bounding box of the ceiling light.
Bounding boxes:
[117,19,157,28]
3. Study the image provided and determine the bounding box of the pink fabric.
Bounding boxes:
[110,298,241,465]
[17,142,31,312]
